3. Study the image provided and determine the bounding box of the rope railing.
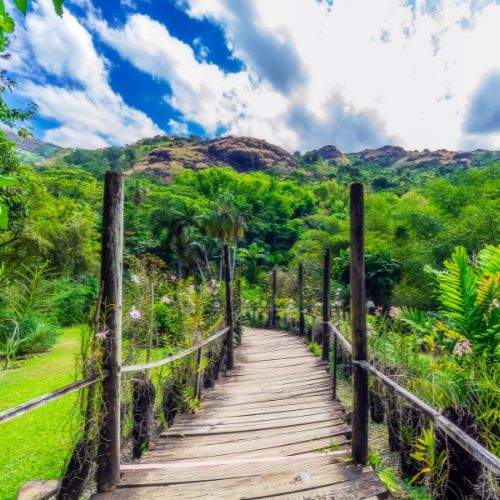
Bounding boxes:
[122,326,230,373]
[0,324,233,425]
[0,372,107,425]
[323,320,500,476]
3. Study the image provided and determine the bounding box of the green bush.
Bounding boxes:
[0,311,60,357]
[51,276,97,326]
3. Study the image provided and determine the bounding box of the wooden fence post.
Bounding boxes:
[298,262,305,337]
[350,183,368,465]
[224,245,234,370]
[96,171,124,492]
[271,268,277,329]
[322,249,331,362]
[194,346,203,399]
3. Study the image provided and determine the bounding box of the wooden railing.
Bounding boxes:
[242,183,500,484]
[0,171,240,497]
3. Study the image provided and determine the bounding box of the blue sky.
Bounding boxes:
[4,0,500,152]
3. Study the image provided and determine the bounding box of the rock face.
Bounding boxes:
[131,136,299,180]
[352,145,500,168]
[301,145,349,165]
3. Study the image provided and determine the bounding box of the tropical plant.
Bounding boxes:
[410,427,447,492]
[0,173,16,228]
[399,246,500,358]
[238,242,267,282]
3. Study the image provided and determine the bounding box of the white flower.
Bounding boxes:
[131,274,140,284]
[130,306,142,320]
[160,295,172,304]
[95,326,109,339]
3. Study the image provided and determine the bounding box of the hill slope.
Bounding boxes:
[4,129,500,188]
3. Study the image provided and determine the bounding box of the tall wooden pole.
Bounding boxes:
[224,245,234,370]
[97,171,124,492]
[322,249,331,362]
[271,268,277,329]
[298,262,305,337]
[350,183,368,465]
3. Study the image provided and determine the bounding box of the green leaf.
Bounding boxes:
[0,203,8,230]
[52,0,64,16]
[0,11,15,33]
[0,175,16,187]
[14,0,27,15]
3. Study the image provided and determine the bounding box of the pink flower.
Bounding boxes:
[187,284,195,292]
[95,327,109,339]
[130,306,142,320]
[170,274,177,281]
[454,339,472,356]
[160,295,171,304]
[374,306,383,316]
[388,306,400,318]
[334,300,342,308]
[491,298,499,309]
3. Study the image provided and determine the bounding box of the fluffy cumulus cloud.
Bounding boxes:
[3,0,162,147]
[6,0,500,151]
[181,0,500,151]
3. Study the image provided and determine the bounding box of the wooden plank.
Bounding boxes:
[96,464,381,499]
[93,328,386,500]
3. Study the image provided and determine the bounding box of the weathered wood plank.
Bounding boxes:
[93,328,386,500]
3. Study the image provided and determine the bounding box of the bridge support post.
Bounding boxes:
[224,245,234,370]
[97,171,124,492]
[350,183,368,465]
[298,262,305,337]
[321,249,330,362]
[271,268,277,329]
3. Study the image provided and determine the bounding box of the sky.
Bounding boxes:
[3,0,500,152]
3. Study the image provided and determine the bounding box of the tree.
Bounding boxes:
[238,243,267,283]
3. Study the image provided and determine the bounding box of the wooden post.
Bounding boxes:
[333,329,338,400]
[194,346,203,399]
[224,245,234,370]
[322,249,331,362]
[271,268,277,329]
[350,183,368,465]
[97,171,124,492]
[298,262,305,337]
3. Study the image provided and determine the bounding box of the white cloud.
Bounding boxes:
[181,0,500,151]
[7,0,500,151]
[91,10,389,152]
[167,119,189,135]
[3,0,162,147]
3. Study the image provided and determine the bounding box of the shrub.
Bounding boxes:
[51,276,97,326]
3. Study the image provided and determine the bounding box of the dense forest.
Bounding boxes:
[0,129,499,498]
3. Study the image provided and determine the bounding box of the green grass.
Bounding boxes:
[0,326,83,500]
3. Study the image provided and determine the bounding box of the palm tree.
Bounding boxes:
[204,193,251,277]
[238,243,267,283]
[153,198,203,278]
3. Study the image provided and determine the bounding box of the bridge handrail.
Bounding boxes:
[0,372,107,425]
[122,326,229,373]
[0,325,231,425]
[321,319,500,476]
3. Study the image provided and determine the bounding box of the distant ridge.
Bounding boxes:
[3,127,499,179]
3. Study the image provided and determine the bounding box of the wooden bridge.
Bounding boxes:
[3,176,499,499]
[95,328,386,499]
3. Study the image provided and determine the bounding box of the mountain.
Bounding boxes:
[350,145,500,169]
[130,136,299,180]
[1,127,64,164]
[3,127,499,186]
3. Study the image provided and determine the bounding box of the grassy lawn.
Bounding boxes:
[0,326,84,500]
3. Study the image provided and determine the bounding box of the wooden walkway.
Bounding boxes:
[96,328,387,499]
